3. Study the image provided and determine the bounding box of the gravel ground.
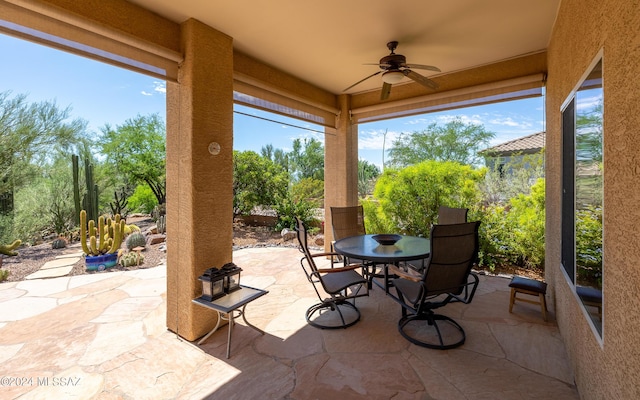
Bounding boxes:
[0,216,167,282]
[0,217,306,283]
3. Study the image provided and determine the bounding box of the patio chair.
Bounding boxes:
[330,205,366,262]
[437,206,468,225]
[295,217,369,329]
[388,221,481,349]
[330,205,377,286]
[403,206,469,273]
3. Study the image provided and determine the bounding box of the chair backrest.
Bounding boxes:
[423,221,480,296]
[295,216,318,274]
[437,206,468,225]
[330,205,366,240]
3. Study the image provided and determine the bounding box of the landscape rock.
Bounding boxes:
[281,229,296,241]
[148,234,166,245]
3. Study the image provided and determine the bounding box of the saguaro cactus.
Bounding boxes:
[72,155,99,224]
[72,154,81,225]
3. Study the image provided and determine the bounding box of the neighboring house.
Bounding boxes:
[480,132,545,175]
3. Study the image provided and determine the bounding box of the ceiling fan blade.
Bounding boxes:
[343,70,383,92]
[404,70,439,90]
[405,63,441,72]
[380,82,392,100]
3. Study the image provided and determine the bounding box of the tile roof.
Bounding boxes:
[480,132,545,155]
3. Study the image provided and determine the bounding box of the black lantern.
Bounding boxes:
[198,267,226,301]
[221,262,242,293]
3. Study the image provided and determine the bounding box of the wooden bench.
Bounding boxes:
[577,286,602,317]
[508,276,548,321]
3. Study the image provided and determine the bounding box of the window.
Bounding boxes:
[561,55,603,338]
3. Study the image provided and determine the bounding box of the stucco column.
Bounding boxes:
[324,94,359,251]
[166,19,234,340]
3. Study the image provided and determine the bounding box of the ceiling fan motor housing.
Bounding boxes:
[379,54,406,70]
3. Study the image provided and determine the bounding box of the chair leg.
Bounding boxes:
[540,293,548,322]
[509,288,516,313]
[305,300,361,329]
[398,312,466,350]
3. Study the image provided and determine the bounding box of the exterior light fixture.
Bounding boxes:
[198,263,243,302]
[382,70,404,84]
[199,267,226,301]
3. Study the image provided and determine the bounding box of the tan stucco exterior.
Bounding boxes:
[5,0,640,396]
[546,0,640,398]
[165,20,235,340]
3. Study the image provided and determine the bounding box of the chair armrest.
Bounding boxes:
[308,252,365,273]
[317,262,364,273]
[309,251,340,259]
[388,264,422,282]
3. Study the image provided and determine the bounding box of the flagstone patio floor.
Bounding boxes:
[0,247,579,399]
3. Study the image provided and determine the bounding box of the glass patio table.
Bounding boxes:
[333,234,430,292]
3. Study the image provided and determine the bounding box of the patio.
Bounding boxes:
[0,247,578,399]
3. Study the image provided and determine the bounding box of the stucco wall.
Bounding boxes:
[546,0,640,398]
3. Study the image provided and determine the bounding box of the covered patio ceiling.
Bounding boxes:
[127,0,558,122]
[0,0,559,125]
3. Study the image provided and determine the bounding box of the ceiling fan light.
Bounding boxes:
[382,70,404,84]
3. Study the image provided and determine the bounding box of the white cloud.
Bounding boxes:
[358,128,402,150]
[488,116,527,128]
[153,81,166,94]
[141,81,166,97]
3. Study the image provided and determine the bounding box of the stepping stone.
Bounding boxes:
[56,252,84,259]
[25,265,74,279]
[41,257,80,269]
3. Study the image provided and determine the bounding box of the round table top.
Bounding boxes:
[333,234,430,263]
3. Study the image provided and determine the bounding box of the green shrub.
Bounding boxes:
[127,185,158,214]
[576,205,602,287]
[0,214,13,245]
[366,160,484,237]
[272,191,317,232]
[475,204,510,271]
[233,150,288,215]
[291,178,324,208]
[10,180,51,243]
[478,178,546,271]
[504,178,545,268]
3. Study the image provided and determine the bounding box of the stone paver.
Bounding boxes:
[24,265,74,280]
[0,297,59,321]
[55,251,84,259]
[41,257,80,269]
[0,247,579,399]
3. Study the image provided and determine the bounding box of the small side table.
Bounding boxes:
[192,285,268,358]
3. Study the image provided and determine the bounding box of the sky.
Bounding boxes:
[0,33,545,169]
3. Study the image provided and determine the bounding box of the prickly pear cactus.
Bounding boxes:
[126,232,147,250]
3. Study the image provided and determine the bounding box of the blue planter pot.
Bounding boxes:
[85,253,118,271]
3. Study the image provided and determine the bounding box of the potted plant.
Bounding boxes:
[79,210,125,271]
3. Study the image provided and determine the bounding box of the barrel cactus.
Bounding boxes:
[126,232,147,250]
[119,251,144,267]
[52,238,67,249]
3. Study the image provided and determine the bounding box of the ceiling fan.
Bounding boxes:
[343,41,441,100]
